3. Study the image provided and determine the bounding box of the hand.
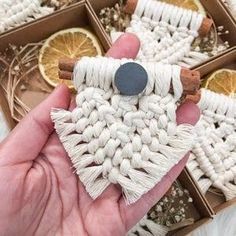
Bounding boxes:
[0,33,200,236]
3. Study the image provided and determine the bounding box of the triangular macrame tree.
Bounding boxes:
[52,56,194,204]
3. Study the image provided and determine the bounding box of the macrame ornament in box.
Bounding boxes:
[224,0,236,18]
[122,0,209,67]
[0,0,54,33]
[187,89,236,200]
[51,56,194,204]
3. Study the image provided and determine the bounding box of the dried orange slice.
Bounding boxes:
[202,69,236,98]
[161,0,206,15]
[39,28,102,89]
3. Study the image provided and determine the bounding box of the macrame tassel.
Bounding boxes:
[51,108,72,122]
[0,0,54,33]
[198,178,212,195]
[187,160,199,172]
[128,216,169,236]
[192,168,205,181]
[178,51,209,68]
[219,183,236,201]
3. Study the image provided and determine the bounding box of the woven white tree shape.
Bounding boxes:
[0,0,54,33]
[187,89,236,200]
[125,0,209,67]
[51,56,194,204]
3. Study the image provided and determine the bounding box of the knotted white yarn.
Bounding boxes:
[187,89,236,200]
[127,215,169,236]
[51,56,194,204]
[224,0,236,18]
[0,0,54,33]
[125,0,209,67]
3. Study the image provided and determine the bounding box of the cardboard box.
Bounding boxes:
[88,0,236,68]
[169,168,213,236]
[0,1,235,235]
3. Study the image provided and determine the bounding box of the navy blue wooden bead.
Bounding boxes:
[114,62,148,96]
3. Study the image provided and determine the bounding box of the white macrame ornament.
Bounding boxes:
[51,56,194,204]
[187,89,236,200]
[0,0,54,33]
[123,0,209,68]
[224,0,236,18]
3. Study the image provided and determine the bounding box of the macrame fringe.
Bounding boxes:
[52,57,194,204]
[198,178,212,195]
[51,107,194,205]
[128,216,169,236]
[0,0,54,33]
[219,183,236,201]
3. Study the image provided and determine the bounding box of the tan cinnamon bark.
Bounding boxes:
[58,58,200,95]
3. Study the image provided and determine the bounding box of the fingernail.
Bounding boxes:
[176,101,200,125]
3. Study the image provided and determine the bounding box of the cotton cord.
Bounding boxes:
[0,0,54,33]
[51,56,194,204]
[127,215,169,236]
[225,0,236,18]
[125,0,209,67]
[187,89,236,200]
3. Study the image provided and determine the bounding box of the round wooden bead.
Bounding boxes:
[114,62,148,96]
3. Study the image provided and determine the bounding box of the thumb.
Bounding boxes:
[0,84,71,166]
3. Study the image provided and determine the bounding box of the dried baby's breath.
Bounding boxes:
[99,1,131,34]
[0,42,51,122]
[147,181,194,230]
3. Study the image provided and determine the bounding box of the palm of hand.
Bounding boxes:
[0,130,188,236]
[0,34,199,236]
[0,132,126,235]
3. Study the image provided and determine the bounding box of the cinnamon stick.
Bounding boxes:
[123,0,213,36]
[58,58,200,95]
[58,70,72,80]
[59,58,76,72]
[184,90,201,103]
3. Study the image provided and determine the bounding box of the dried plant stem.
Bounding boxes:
[0,57,9,67]
[1,42,46,122]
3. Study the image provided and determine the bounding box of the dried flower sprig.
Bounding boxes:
[0,42,51,122]
[128,181,195,236]
[148,181,194,229]
[99,1,131,34]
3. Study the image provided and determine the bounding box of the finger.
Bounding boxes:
[176,100,201,125]
[78,33,141,209]
[106,33,140,59]
[119,102,200,231]
[68,33,140,113]
[0,84,71,166]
